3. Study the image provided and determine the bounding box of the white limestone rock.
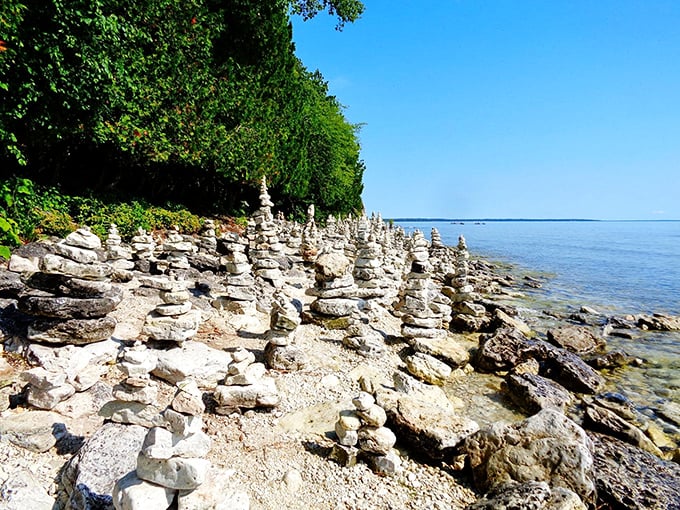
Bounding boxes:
[65,228,102,249]
[112,470,176,510]
[136,453,210,490]
[405,352,452,386]
[177,467,250,510]
[143,309,202,342]
[153,342,232,389]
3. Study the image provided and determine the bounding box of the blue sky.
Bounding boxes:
[291,1,680,219]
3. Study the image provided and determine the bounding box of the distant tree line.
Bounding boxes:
[0,0,365,219]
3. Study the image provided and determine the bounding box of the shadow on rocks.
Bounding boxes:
[53,422,85,456]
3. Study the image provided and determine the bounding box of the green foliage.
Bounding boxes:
[1,0,366,220]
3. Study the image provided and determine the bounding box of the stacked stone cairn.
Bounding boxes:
[213,347,280,414]
[17,227,122,409]
[108,345,161,426]
[213,232,257,314]
[198,219,218,254]
[331,392,400,475]
[399,230,456,385]
[342,311,387,358]
[284,222,303,263]
[264,291,307,371]
[131,227,156,262]
[158,225,194,272]
[381,225,407,294]
[248,177,284,285]
[307,250,359,328]
[112,380,230,509]
[105,223,135,272]
[352,217,389,304]
[141,275,202,343]
[300,204,321,263]
[323,215,346,253]
[444,235,487,331]
[429,227,453,284]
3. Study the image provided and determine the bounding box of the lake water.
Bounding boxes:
[397,220,680,419]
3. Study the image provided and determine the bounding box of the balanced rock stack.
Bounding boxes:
[342,312,387,358]
[159,226,194,271]
[105,223,135,272]
[130,227,156,262]
[307,250,359,328]
[113,383,222,510]
[445,235,486,331]
[264,291,307,371]
[300,204,321,263]
[198,219,218,254]
[214,231,256,314]
[213,348,280,414]
[429,227,453,283]
[284,222,303,263]
[352,218,388,303]
[331,392,400,475]
[141,276,202,343]
[323,215,346,253]
[248,177,284,285]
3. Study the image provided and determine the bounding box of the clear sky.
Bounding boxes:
[291,1,680,220]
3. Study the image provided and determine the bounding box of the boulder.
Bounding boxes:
[493,309,533,337]
[408,335,470,367]
[468,481,587,510]
[503,373,572,414]
[136,454,210,490]
[112,470,175,510]
[636,313,680,331]
[19,293,121,319]
[542,346,604,394]
[405,352,452,385]
[547,325,604,355]
[463,409,596,505]
[264,342,308,371]
[61,422,147,510]
[314,252,352,280]
[589,432,680,510]
[474,327,545,372]
[27,316,116,344]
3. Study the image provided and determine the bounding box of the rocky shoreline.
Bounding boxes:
[0,181,679,509]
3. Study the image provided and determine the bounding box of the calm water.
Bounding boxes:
[398,220,680,415]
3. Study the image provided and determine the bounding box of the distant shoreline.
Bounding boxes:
[390,218,680,223]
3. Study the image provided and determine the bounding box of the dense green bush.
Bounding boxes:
[1,0,365,221]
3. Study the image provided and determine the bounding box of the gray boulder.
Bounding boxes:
[27,316,116,344]
[468,481,586,510]
[19,293,121,319]
[463,409,596,505]
[547,325,605,355]
[503,373,572,415]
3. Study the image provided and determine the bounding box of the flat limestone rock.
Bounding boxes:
[112,470,176,510]
[214,378,280,411]
[310,298,357,317]
[468,481,586,510]
[0,410,63,452]
[142,309,202,342]
[409,335,470,368]
[19,293,121,319]
[547,325,605,355]
[65,228,102,249]
[177,466,250,510]
[0,468,55,510]
[589,431,680,510]
[41,253,111,279]
[136,453,210,490]
[152,341,232,389]
[27,316,116,344]
[61,422,147,509]
[405,352,452,385]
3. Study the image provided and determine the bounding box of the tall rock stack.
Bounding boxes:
[105,223,135,272]
[249,177,284,286]
[159,226,194,271]
[17,227,122,408]
[300,204,321,263]
[307,251,359,328]
[141,276,202,344]
[429,227,453,284]
[446,235,486,331]
[284,222,304,264]
[331,392,400,475]
[323,215,346,253]
[130,227,156,272]
[342,312,387,358]
[398,230,448,342]
[198,219,217,254]
[353,218,389,305]
[264,291,307,371]
[213,232,256,314]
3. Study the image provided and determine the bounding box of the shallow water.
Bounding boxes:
[399,220,680,419]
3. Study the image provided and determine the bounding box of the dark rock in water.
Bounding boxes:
[569,312,606,327]
[0,269,24,298]
[607,315,637,329]
[474,328,545,372]
[584,402,662,457]
[27,316,116,344]
[468,481,586,510]
[542,345,604,394]
[637,313,680,332]
[586,350,642,369]
[450,313,491,333]
[547,325,605,355]
[589,431,680,510]
[477,299,518,317]
[18,292,121,319]
[463,409,596,505]
[503,373,572,414]
[592,392,638,421]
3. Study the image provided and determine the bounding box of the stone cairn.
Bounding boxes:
[213,231,256,314]
[198,219,217,254]
[105,223,134,272]
[264,291,307,371]
[398,230,455,385]
[284,222,303,263]
[323,215,346,253]
[352,217,389,304]
[331,392,400,475]
[444,235,486,331]
[18,227,121,409]
[429,227,453,284]
[213,347,280,414]
[141,275,202,344]
[248,177,284,286]
[113,380,223,509]
[158,225,194,272]
[307,250,358,328]
[342,311,387,358]
[300,204,321,263]
[131,227,156,262]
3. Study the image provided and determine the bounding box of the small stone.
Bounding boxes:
[329,444,359,467]
[112,470,176,510]
[283,469,303,492]
[358,404,387,427]
[335,421,359,446]
[136,453,210,490]
[358,426,397,455]
[352,392,375,411]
